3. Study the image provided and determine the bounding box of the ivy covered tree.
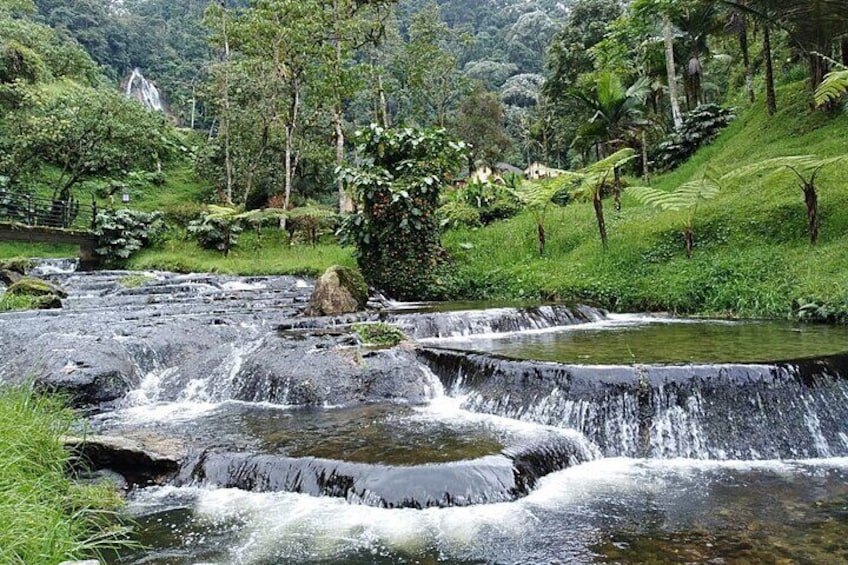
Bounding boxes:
[341,125,466,300]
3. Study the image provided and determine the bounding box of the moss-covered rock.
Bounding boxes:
[0,257,34,275]
[351,322,407,347]
[6,277,68,299]
[306,265,368,316]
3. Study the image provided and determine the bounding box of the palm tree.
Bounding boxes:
[571,72,651,210]
[673,1,724,109]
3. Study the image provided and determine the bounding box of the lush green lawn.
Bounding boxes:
[128,230,355,277]
[442,83,848,321]
[0,386,129,564]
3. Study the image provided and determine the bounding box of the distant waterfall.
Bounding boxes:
[123,68,166,112]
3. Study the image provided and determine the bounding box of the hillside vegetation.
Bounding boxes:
[442,84,848,322]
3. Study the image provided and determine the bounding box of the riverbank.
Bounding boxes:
[0,385,129,564]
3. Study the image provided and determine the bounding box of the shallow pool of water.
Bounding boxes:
[430,316,848,365]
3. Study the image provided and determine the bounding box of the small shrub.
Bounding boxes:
[351,322,407,347]
[439,200,481,229]
[94,209,165,264]
[654,104,736,171]
[187,213,242,254]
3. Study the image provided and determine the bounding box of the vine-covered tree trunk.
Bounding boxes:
[803,183,819,245]
[843,37,848,66]
[763,25,777,116]
[593,190,608,250]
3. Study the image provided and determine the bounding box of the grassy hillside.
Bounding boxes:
[443,83,848,321]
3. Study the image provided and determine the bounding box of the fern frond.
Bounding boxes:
[629,177,720,212]
[581,148,637,175]
[235,208,288,223]
[287,205,338,220]
[815,69,848,108]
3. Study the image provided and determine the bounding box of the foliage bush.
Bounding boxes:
[187,208,243,255]
[440,180,522,228]
[654,104,736,171]
[340,125,466,300]
[93,209,165,263]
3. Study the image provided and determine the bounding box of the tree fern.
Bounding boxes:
[570,148,637,250]
[628,177,720,212]
[815,69,848,110]
[721,154,848,244]
[628,174,721,257]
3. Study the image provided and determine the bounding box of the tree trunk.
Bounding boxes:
[843,37,848,67]
[641,130,650,182]
[739,15,754,103]
[684,226,694,258]
[334,106,353,213]
[537,222,546,256]
[613,166,622,213]
[283,82,301,228]
[663,13,683,129]
[763,25,777,116]
[804,184,819,245]
[220,2,233,205]
[809,52,828,93]
[377,70,389,128]
[593,190,608,251]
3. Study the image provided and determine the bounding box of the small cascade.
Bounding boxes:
[122,68,166,113]
[29,257,79,276]
[388,304,606,340]
[419,348,848,460]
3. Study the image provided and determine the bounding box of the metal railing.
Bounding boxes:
[0,190,97,232]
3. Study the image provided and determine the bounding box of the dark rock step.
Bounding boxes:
[176,430,593,508]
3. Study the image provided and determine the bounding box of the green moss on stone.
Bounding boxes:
[351,322,407,347]
[6,277,67,298]
[330,265,368,309]
[0,257,34,275]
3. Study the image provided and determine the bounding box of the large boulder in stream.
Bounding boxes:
[229,335,435,406]
[305,265,368,316]
[3,334,140,407]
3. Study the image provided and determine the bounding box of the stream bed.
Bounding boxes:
[2,263,848,564]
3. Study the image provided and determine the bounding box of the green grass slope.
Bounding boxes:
[444,84,848,321]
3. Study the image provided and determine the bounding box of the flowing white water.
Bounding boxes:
[125,68,165,112]
[127,455,848,564]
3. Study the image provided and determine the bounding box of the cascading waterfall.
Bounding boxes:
[124,68,166,112]
[418,347,848,460]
